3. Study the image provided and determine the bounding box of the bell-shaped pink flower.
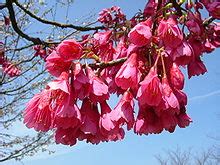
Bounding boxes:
[92,30,115,62]
[107,65,125,95]
[161,77,180,110]
[73,63,91,100]
[166,41,193,65]
[56,39,83,62]
[187,58,207,78]
[46,50,71,77]
[115,53,141,90]
[128,19,152,47]
[134,107,163,135]
[80,98,99,137]
[111,91,135,130]
[47,72,70,94]
[78,99,104,144]
[137,66,162,106]
[55,127,79,146]
[157,17,183,48]
[87,67,110,103]
[188,37,203,58]
[169,63,184,90]
[176,107,192,128]
[99,101,125,141]
[53,92,81,129]
[155,77,180,116]
[23,89,53,132]
[161,111,178,133]
[114,37,128,59]
[186,12,203,35]
[94,30,112,45]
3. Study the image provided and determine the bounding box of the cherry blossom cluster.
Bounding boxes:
[24,0,220,146]
[0,42,21,77]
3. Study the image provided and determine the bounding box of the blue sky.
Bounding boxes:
[2,0,220,164]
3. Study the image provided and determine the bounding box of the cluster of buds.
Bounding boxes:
[23,0,220,146]
[33,45,54,61]
[98,6,126,27]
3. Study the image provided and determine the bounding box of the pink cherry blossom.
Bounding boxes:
[87,67,110,103]
[78,99,103,144]
[53,93,81,129]
[162,77,180,111]
[94,31,112,45]
[33,45,50,60]
[137,66,162,106]
[72,63,91,100]
[111,91,135,130]
[128,19,152,47]
[134,107,163,135]
[176,107,192,128]
[205,23,220,51]
[46,50,71,77]
[169,63,184,90]
[114,37,128,59]
[166,41,193,65]
[115,53,141,90]
[188,37,204,57]
[80,99,99,136]
[161,111,178,133]
[99,101,125,141]
[107,65,125,95]
[186,12,204,35]
[20,0,217,146]
[47,72,70,94]
[92,32,115,62]
[187,58,207,78]
[56,39,83,62]
[23,89,53,132]
[157,17,183,48]
[204,39,216,53]
[55,127,79,146]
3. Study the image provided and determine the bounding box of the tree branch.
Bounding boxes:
[6,0,45,45]
[13,0,104,31]
[86,57,127,69]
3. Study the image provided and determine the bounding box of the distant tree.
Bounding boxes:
[156,147,220,165]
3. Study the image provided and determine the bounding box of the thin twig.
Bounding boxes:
[13,0,104,31]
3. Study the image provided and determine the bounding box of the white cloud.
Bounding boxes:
[189,89,220,101]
